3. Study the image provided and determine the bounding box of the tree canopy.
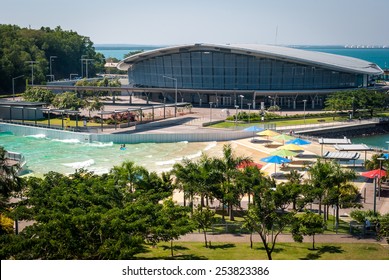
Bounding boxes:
[0,163,193,259]
[0,24,104,93]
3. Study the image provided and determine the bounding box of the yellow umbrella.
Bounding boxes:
[271,134,295,145]
[256,129,279,137]
[278,143,304,151]
[270,149,299,157]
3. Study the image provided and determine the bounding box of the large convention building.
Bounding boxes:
[117,43,384,110]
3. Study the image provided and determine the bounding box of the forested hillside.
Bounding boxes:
[0,25,105,93]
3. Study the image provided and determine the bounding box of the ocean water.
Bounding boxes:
[96,44,389,69]
[95,45,164,60]
[351,134,389,150]
[0,131,220,177]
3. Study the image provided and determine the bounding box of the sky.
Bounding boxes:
[1,0,388,46]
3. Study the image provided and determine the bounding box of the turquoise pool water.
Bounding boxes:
[0,131,220,176]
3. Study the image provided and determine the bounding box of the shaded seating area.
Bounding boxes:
[323,151,360,166]
[323,151,360,160]
[318,137,351,156]
[334,143,372,163]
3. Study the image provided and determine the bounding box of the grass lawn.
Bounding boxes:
[135,241,389,260]
[23,118,102,127]
[210,117,337,129]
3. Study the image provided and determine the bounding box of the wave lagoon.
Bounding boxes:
[0,132,221,176]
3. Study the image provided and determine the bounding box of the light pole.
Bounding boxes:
[247,103,252,124]
[49,56,57,81]
[209,102,213,122]
[163,75,178,117]
[239,95,244,112]
[80,55,87,78]
[12,75,24,100]
[234,105,239,129]
[26,61,37,85]
[303,99,307,124]
[378,157,385,203]
[84,59,94,78]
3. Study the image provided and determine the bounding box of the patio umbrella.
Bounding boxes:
[237,161,263,169]
[257,129,279,137]
[361,169,387,179]
[260,155,291,174]
[278,143,304,151]
[270,149,298,158]
[272,134,295,145]
[244,126,265,140]
[285,138,311,145]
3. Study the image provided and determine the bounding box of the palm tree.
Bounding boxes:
[237,165,266,207]
[327,162,356,230]
[0,147,23,199]
[307,159,334,218]
[212,144,252,221]
[86,96,104,118]
[172,159,201,213]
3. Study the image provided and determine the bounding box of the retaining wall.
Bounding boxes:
[0,123,252,144]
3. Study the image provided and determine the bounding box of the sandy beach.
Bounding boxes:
[173,134,389,216]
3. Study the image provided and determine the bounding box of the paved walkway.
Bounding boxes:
[178,233,385,244]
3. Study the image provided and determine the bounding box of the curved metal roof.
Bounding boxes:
[117,43,383,75]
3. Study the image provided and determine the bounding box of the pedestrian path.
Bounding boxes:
[178,233,384,244]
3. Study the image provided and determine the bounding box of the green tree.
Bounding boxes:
[243,180,294,260]
[325,89,388,118]
[0,24,104,93]
[236,164,265,207]
[378,213,389,243]
[22,87,55,104]
[85,96,104,118]
[0,147,23,199]
[192,205,215,248]
[211,144,251,221]
[292,211,325,250]
[52,91,85,110]
[0,163,188,259]
[154,199,194,257]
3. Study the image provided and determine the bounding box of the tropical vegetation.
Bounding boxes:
[1,144,388,260]
[0,24,105,94]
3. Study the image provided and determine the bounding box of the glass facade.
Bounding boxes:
[129,51,363,90]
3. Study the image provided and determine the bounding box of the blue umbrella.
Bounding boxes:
[260,155,291,174]
[244,126,264,141]
[285,138,311,145]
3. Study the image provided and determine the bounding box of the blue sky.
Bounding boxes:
[1,0,388,46]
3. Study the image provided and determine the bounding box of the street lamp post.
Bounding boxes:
[234,105,239,129]
[163,75,178,117]
[303,99,307,124]
[12,75,24,100]
[239,95,244,112]
[247,103,252,124]
[80,55,87,78]
[209,102,213,122]
[26,61,37,85]
[373,175,378,214]
[84,59,94,79]
[49,56,57,82]
[378,157,385,202]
